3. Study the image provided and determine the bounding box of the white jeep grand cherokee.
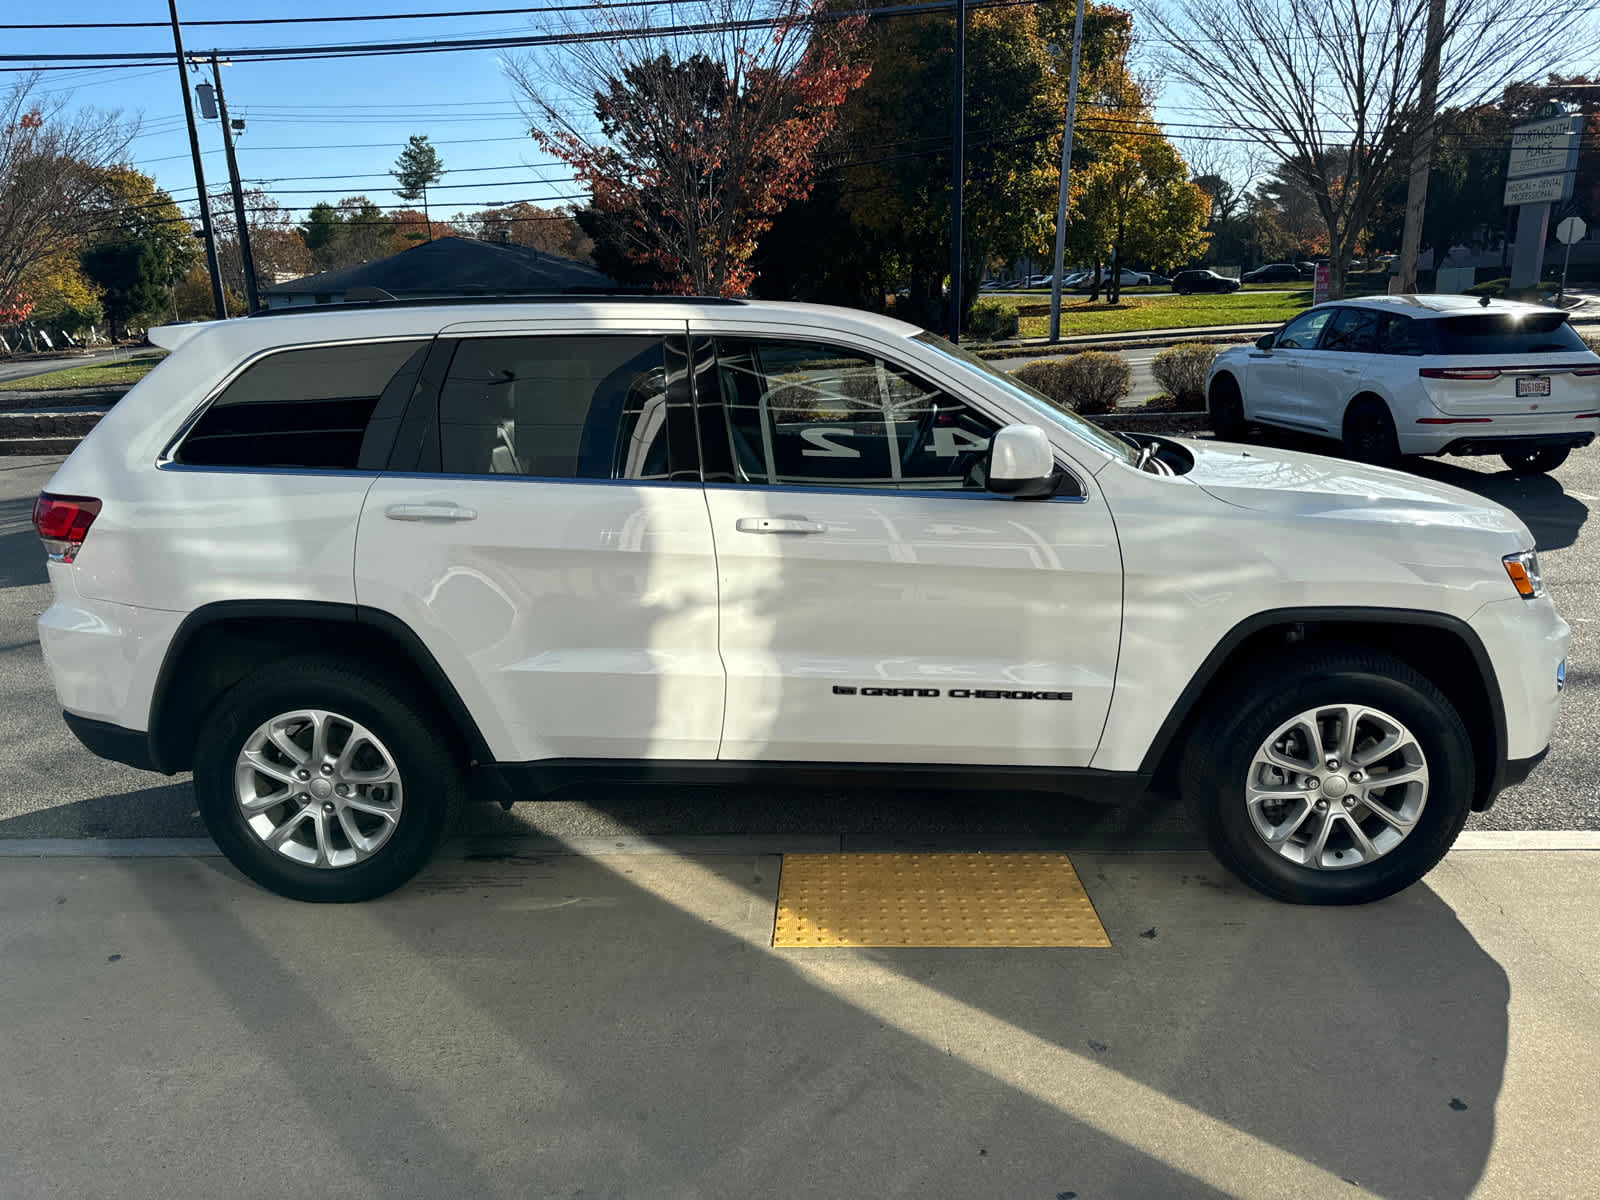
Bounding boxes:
[35,298,1568,905]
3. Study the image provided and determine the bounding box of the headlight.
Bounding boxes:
[1503,550,1544,599]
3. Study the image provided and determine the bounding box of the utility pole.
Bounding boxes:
[167,0,226,320]
[1396,0,1448,294]
[1048,0,1088,343]
[207,55,260,313]
[946,0,966,342]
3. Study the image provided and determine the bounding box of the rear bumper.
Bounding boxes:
[1437,431,1594,457]
[61,712,159,773]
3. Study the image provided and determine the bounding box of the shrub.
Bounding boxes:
[966,298,1019,341]
[1011,351,1129,415]
[1581,332,1599,356]
[1150,341,1218,408]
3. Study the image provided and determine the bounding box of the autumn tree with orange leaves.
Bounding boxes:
[508,0,868,295]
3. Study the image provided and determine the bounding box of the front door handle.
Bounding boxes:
[385,503,478,522]
[736,516,827,535]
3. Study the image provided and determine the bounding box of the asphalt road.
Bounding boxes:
[1,442,1595,842]
[0,349,126,387]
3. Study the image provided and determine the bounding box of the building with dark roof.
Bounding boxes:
[262,236,619,309]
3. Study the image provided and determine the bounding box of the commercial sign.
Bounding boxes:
[1504,172,1574,207]
[1312,263,1331,305]
[1506,114,1583,179]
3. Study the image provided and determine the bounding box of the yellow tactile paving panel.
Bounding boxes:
[772,852,1111,948]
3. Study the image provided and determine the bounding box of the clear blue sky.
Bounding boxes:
[14,1,584,222]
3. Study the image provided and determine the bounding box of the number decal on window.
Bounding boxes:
[799,427,861,458]
[926,426,990,458]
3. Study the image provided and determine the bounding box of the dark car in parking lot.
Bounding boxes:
[1172,269,1241,294]
[1241,263,1305,284]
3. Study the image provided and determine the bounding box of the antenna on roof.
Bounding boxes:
[1479,293,1492,307]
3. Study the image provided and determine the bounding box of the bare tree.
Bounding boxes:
[1143,0,1594,297]
[505,0,868,295]
[0,74,136,315]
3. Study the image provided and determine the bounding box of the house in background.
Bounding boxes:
[262,236,620,309]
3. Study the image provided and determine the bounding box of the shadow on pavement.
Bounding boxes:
[0,781,200,839]
[17,848,1499,1199]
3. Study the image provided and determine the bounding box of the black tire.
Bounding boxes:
[1501,446,1570,475]
[1208,373,1247,440]
[194,657,465,902]
[1181,648,1474,905]
[1342,396,1401,467]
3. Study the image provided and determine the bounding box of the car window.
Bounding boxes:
[1275,309,1333,350]
[1321,307,1379,353]
[175,339,430,470]
[1374,313,1424,356]
[707,337,1001,490]
[432,335,695,480]
[1428,313,1588,356]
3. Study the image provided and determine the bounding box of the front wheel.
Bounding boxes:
[1209,374,1247,440]
[1181,649,1474,905]
[195,658,464,902]
[1501,446,1570,475]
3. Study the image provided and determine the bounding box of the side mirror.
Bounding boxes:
[986,424,1058,499]
[1256,333,1275,351]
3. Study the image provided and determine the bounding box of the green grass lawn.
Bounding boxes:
[1013,291,1309,338]
[0,352,165,392]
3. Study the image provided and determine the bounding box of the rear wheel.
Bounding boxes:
[1181,649,1473,905]
[1501,446,1570,475]
[195,658,464,902]
[1343,397,1400,467]
[1209,373,1246,440]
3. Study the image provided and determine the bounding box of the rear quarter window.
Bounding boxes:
[174,339,430,469]
[1428,314,1587,356]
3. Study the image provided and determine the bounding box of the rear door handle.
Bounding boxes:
[385,503,478,522]
[736,516,827,535]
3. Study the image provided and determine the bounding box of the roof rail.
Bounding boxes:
[246,291,748,318]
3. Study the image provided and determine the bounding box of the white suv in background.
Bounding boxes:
[35,298,1568,904]
[1206,295,1600,472]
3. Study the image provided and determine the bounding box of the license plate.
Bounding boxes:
[1516,376,1552,397]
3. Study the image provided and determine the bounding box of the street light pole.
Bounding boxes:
[947,0,966,342]
[167,0,225,320]
[1048,0,1087,343]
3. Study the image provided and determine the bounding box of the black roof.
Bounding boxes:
[264,235,619,298]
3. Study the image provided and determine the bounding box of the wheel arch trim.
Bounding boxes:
[147,600,494,773]
[1135,606,1508,804]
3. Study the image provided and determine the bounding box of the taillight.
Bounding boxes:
[1574,367,1600,377]
[1420,367,1501,380]
[32,493,101,563]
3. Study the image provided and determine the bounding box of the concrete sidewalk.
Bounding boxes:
[2,847,1595,1199]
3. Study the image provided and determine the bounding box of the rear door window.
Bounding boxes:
[175,339,430,469]
[1428,314,1587,356]
[428,334,697,481]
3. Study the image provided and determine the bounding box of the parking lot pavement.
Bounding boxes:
[1,846,1596,1199]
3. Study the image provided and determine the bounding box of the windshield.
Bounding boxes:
[913,332,1136,464]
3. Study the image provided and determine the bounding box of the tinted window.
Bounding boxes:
[1275,309,1333,350]
[1321,307,1378,353]
[177,339,429,469]
[1429,313,1587,356]
[711,338,1000,490]
[1374,313,1423,356]
[435,335,692,480]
